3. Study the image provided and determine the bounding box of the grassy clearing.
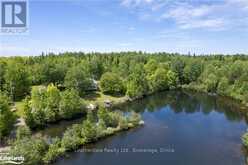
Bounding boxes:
[14,101,25,117]
[83,91,128,107]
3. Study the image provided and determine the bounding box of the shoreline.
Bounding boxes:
[2,88,247,152]
[9,88,248,133]
[182,86,248,110]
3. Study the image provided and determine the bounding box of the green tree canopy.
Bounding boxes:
[0,93,15,139]
[100,72,125,95]
[64,65,92,96]
[4,61,31,100]
[126,64,149,98]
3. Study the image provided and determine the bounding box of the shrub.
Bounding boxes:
[44,84,61,122]
[0,93,15,139]
[16,126,31,140]
[128,112,141,126]
[109,111,122,128]
[43,138,65,164]
[9,137,48,165]
[61,125,83,151]
[81,120,97,142]
[118,116,129,130]
[242,132,248,148]
[97,108,112,127]
[96,119,107,138]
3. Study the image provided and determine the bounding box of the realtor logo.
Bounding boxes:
[1,1,26,27]
[0,0,28,34]
[0,152,25,164]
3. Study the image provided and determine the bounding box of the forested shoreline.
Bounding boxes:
[1,52,248,132]
[1,52,248,164]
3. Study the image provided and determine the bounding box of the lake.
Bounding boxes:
[49,91,248,165]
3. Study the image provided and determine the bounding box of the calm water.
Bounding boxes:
[51,91,248,165]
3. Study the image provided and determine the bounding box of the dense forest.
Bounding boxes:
[1,52,248,132]
[1,52,248,164]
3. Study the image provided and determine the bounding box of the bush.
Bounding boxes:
[97,108,112,127]
[43,138,65,164]
[81,120,97,143]
[23,98,35,129]
[16,126,31,140]
[242,132,248,148]
[9,137,48,165]
[0,93,15,139]
[128,112,141,126]
[96,119,107,138]
[109,111,122,128]
[87,110,96,123]
[118,116,129,130]
[61,125,84,151]
[44,84,61,122]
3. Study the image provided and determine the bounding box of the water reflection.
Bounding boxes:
[48,90,248,165]
[119,90,246,123]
